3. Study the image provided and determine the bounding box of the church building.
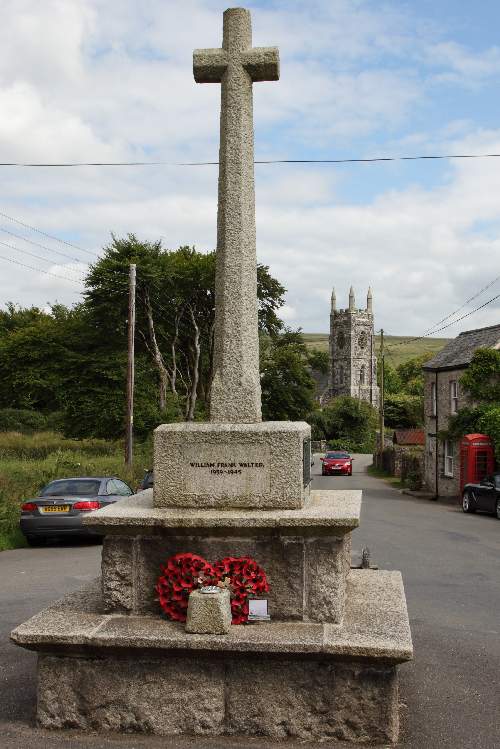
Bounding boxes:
[328,286,380,409]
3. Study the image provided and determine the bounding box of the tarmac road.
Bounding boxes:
[1,455,500,748]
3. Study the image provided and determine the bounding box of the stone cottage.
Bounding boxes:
[422,323,500,498]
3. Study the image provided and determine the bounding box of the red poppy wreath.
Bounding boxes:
[156,552,269,625]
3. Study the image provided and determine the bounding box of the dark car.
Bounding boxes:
[320,451,353,476]
[138,469,154,491]
[20,476,134,545]
[462,473,500,519]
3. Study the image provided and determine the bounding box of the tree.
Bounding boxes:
[396,353,433,396]
[311,396,378,451]
[261,330,316,421]
[84,235,286,421]
[384,393,423,428]
[307,348,329,374]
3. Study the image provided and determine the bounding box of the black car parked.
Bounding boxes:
[462,473,500,519]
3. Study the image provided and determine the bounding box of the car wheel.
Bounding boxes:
[496,500,500,520]
[462,492,475,513]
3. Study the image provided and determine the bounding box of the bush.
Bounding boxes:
[0,431,118,460]
[384,394,423,428]
[0,409,48,433]
[318,397,378,453]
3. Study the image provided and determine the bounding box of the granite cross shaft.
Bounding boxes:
[193,7,279,424]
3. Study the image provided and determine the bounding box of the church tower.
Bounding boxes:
[328,286,379,408]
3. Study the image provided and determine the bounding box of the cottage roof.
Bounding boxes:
[393,429,425,446]
[422,324,500,371]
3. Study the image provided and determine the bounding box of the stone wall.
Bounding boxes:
[374,445,423,488]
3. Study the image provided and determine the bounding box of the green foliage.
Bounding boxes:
[0,431,116,460]
[0,409,48,433]
[310,396,378,452]
[0,237,287,439]
[394,353,434,396]
[478,405,500,461]
[381,361,402,395]
[261,330,316,421]
[0,431,152,550]
[307,348,329,375]
[384,393,423,428]
[442,349,500,458]
[460,348,500,403]
[443,406,484,443]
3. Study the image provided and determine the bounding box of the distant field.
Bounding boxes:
[301,333,450,368]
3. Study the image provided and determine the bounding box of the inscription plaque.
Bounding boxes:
[184,444,270,497]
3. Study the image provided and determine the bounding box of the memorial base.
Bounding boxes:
[11,571,411,744]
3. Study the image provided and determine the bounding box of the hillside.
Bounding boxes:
[301,333,450,368]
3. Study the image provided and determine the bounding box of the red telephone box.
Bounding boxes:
[460,434,495,493]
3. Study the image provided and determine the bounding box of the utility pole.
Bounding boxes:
[379,329,385,454]
[125,263,136,468]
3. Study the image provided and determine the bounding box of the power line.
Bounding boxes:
[386,292,500,349]
[0,210,99,258]
[0,226,89,265]
[1,152,500,168]
[0,255,84,285]
[0,238,86,280]
[420,273,500,336]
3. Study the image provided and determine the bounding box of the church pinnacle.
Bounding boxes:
[349,286,355,311]
[367,286,373,313]
[331,287,336,312]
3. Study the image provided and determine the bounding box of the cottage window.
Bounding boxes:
[450,381,458,414]
[444,440,454,477]
[431,382,437,416]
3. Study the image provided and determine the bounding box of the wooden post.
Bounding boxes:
[379,329,385,455]
[125,263,136,468]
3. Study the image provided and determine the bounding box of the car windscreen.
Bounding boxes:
[40,479,101,496]
[325,452,349,459]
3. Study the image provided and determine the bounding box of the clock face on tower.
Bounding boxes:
[358,331,367,349]
[337,330,345,349]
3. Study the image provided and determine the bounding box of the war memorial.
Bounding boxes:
[11,8,412,744]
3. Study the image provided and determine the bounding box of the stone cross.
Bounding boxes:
[193,8,279,424]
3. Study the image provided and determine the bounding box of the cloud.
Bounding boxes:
[0,0,498,343]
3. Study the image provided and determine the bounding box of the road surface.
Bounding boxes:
[1,454,499,748]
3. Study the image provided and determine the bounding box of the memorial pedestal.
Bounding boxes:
[11,489,412,744]
[154,421,311,509]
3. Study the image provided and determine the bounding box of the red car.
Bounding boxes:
[320,451,353,476]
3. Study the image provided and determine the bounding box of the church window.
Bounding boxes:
[339,366,344,384]
[337,330,345,349]
[359,365,366,385]
[358,331,367,349]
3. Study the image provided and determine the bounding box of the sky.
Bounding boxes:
[0,0,499,337]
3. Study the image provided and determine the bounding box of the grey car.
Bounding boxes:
[20,476,134,545]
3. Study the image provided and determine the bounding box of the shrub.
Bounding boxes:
[0,409,48,433]
[384,394,423,428]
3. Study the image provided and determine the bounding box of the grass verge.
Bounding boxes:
[367,463,404,488]
[0,431,152,551]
